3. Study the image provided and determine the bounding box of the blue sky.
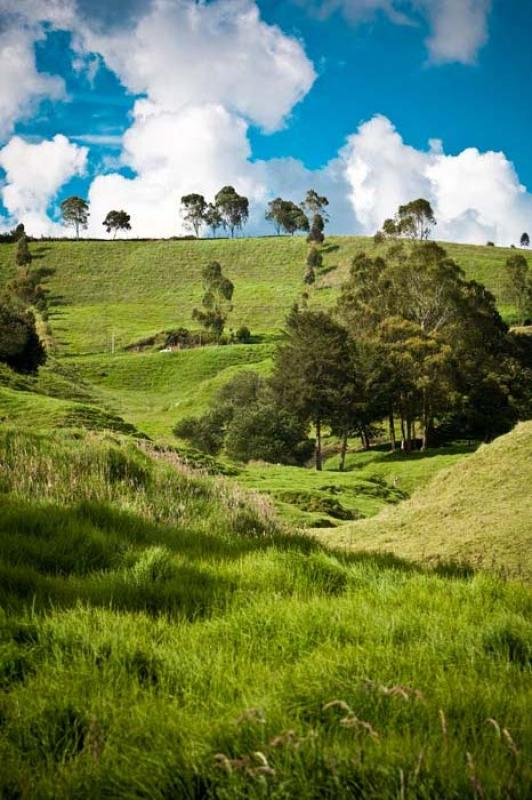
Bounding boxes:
[1,0,531,243]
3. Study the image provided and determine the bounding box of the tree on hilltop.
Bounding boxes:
[102,210,131,238]
[204,203,223,238]
[266,198,309,236]
[215,186,249,238]
[381,198,436,241]
[60,196,89,239]
[520,232,530,248]
[180,194,207,237]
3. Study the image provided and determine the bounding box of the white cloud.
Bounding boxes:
[422,0,491,64]
[0,25,65,141]
[339,115,532,245]
[75,0,316,133]
[0,134,88,235]
[296,0,491,64]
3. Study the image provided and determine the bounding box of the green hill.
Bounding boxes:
[0,236,518,355]
[0,427,530,798]
[317,422,532,580]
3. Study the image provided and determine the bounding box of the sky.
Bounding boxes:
[0,0,531,244]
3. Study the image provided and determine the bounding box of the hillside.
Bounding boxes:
[0,427,531,798]
[0,236,518,355]
[317,422,532,580]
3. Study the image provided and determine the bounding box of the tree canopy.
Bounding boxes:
[60,196,89,239]
[102,210,131,238]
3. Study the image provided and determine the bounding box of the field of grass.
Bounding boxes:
[1,427,531,798]
[317,422,532,581]
[0,236,520,355]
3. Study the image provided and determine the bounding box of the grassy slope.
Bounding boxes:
[0,236,519,355]
[317,422,532,580]
[0,429,531,798]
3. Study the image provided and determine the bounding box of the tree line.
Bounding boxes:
[175,200,532,469]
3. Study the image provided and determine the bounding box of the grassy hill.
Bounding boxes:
[0,236,519,355]
[0,427,531,798]
[317,422,532,580]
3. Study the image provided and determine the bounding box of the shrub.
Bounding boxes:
[225,403,312,464]
[0,302,46,373]
[173,409,227,454]
[235,325,251,343]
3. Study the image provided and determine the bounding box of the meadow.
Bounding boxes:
[0,427,530,798]
[0,235,531,797]
[0,236,519,355]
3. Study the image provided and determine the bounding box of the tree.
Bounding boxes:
[15,234,32,267]
[271,308,352,470]
[102,210,131,238]
[192,261,234,341]
[0,302,46,373]
[337,242,513,450]
[225,403,312,464]
[180,194,207,237]
[204,203,223,238]
[307,214,325,244]
[215,186,249,238]
[520,232,530,248]
[60,196,89,239]
[304,246,322,285]
[266,198,309,236]
[381,199,436,241]
[302,189,329,219]
[504,254,532,325]
[12,223,25,242]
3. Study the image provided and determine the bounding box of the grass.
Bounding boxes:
[316,422,532,581]
[0,427,531,798]
[0,236,520,355]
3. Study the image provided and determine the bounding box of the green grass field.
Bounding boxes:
[317,422,532,581]
[0,428,530,798]
[0,236,519,354]
[1,236,531,797]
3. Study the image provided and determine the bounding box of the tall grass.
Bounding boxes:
[0,428,531,797]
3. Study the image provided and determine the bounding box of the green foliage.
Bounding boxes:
[307,212,325,243]
[520,232,529,247]
[504,253,531,324]
[192,260,234,341]
[265,197,309,235]
[173,409,227,455]
[102,209,131,238]
[381,198,436,241]
[15,234,32,267]
[0,302,46,373]
[204,202,223,237]
[180,193,207,237]
[215,185,249,238]
[225,402,312,464]
[60,196,89,238]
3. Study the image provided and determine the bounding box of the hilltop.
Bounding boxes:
[317,422,532,581]
[0,236,519,355]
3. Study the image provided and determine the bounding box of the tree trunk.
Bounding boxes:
[362,426,371,450]
[405,417,412,452]
[315,417,322,471]
[388,409,396,451]
[339,431,348,472]
[421,392,433,451]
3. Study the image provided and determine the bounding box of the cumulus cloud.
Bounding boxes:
[339,115,532,245]
[0,134,88,235]
[0,25,65,141]
[295,0,491,64]
[422,0,491,64]
[75,0,316,133]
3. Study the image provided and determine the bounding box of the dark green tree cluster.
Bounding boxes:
[192,261,234,341]
[265,189,329,243]
[504,253,532,325]
[103,210,131,238]
[174,371,311,464]
[380,198,436,241]
[180,186,249,238]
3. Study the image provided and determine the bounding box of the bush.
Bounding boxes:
[225,403,312,464]
[235,325,251,343]
[173,409,227,454]
[0,303,46,373]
